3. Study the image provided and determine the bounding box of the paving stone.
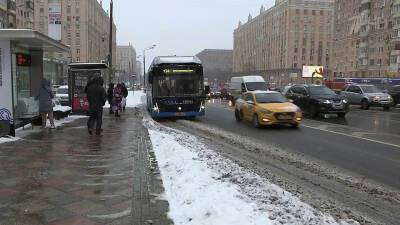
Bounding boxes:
[0,108,173,225]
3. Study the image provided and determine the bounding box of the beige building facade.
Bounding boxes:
[33,0,116,65]
[233,0,334,85]
[116,44,137,83]
[0,0,16,28]
[16,0,34,28]
[333,0,400,78]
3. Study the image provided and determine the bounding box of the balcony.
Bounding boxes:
[358,53,368,59]
[360,30,369,37]
[7,0,16,13]
[359,42,368,48]
[391,50,400,56]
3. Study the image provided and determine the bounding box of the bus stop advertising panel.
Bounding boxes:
[68,63,108,113]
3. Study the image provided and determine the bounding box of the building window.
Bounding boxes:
[76,49,80,54]
[76,57,80,62]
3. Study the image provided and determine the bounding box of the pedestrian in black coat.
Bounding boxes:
[86,77,107,135]
[107,83,114,114]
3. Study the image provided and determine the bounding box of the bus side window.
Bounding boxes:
[241,83,246,93]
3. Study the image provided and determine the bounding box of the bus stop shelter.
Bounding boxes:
[68,63,108,114]
[0,29,70,136]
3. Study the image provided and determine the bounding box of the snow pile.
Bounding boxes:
[0,136,20,144]
[0,115,88,145]
[104,90,145,108]
[148,128,272,225]
[146,120,357,225]
[126,90,145,107]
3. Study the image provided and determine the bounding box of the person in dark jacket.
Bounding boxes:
[36,79,55,129]
[121,83,128,111]
[107,83,114,114]
[86,76,107,135]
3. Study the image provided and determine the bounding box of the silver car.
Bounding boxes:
[341,84,393,110]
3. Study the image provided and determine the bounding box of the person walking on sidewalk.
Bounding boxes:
[86,77,107,135]
[107,83,114,114]
[121,83,128,112]
[112,83,123,117]
[36,78,56,129]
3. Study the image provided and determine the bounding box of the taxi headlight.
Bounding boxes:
[259,108,272,114]
[342,99,348,104]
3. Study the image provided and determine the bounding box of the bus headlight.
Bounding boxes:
[199,102,205,112]
[153,103,160,113]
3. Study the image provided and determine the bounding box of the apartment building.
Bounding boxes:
[16,0,34,28]
[332,0,397,78]
[0,0,16,28]
[233,0,334,84]
[33,0,116,65]
[116,44,137,83]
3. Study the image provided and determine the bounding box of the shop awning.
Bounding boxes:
[0,29,69,52]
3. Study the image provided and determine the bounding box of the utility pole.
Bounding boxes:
[108,0,114,84]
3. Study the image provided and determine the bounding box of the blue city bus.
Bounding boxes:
[147,56,206,118]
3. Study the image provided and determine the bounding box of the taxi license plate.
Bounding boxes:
[278,115,292,120]
[175,112,185,116]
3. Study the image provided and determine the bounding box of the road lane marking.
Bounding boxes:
[301,124,400,149]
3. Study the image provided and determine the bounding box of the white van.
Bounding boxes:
[229,75,267,104]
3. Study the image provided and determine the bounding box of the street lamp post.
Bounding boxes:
[143,44,156,88]
[108,0,114,84]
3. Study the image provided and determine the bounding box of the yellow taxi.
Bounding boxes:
[234,91,303,128]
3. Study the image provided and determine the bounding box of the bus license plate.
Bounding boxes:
[175,112,185,116]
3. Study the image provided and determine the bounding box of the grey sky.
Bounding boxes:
[102,0,274,67]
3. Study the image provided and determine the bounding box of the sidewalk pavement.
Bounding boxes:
[0,108,173,225]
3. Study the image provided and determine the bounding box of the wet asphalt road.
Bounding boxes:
[197,102,400,190]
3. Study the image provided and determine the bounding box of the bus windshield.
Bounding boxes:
[154,73,202,97]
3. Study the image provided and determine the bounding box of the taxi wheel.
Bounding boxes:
[252,114,261,128]
[235,109,242,122]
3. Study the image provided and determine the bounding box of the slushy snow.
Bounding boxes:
[146,121,358,225]
[0,115,87,145]
[104,90,145,108]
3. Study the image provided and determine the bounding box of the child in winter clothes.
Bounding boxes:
[112,84,123,117]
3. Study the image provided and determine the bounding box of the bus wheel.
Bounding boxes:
[235,109,242,122]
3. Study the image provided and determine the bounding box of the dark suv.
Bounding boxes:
[285,85,349,118]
